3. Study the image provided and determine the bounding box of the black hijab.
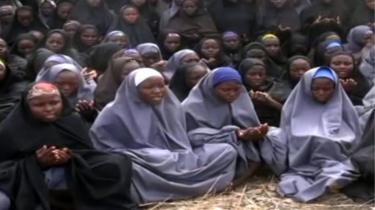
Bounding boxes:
[86,43,122,74]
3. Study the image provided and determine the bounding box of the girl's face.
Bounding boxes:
[181,53,200,64]
[122,7,140,24]
[55,70,80,97]
[46,33,65,53]
[185,65,207,88]
[311,78,335,104]
[223,36,240,51]
[142,52,161,67]
[108,35,129,48]
[182,0,198,16]
[201,39,220,59]
[246,49,267,62]
[63,22,79,38]
[366,0,375,10]
[17,9,33,27]
[0,39,8,58]
[289,59,311,81]
[40,2,55,16]
[214,81,242,103]
[57,2,73,20]
[263,37,280,58]
[245,65,267,89]
[138,76,166,105]
[80,28,99,47]
[87,0,101,7]
[329,54,354,79]
[28,94,63,122]
[164,34,181,52]
[0,64,6,81]
[18,39,36,57]
[270,0,287,8]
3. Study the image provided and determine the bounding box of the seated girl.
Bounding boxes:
[261,66,361,202]
[182,67,269,185]
[90,68,238,204]
[0,82,136,210]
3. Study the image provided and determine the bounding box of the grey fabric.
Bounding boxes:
[0,191,10,210]
[262,67,362,202]
[181,68,261,178]
[90,68,237,204]
[359,45,375,86]
[165,49,198,79]
[36,63,95,106]
[358,83,375,129]
[44,167,67,190]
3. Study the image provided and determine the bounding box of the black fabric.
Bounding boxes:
[343,110,375,202]
[349,1,375,29]
[0,85,137,210]
[25,48,55,81]
[86,43,122,74]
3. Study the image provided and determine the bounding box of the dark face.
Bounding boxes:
[329,54,354,79]
[214,81,242,103]
[138,76,167,105]
[142,52,161,67]
[263,37,280,58]
[122,7,140,24]
[164,34,181,52]
[246,49,267,63]
[57,2,73,20]
[366,0,375,10]
[80,28,99,47]
[182,0,198,16]
[28,94,63,122]
[55,70,80,97]
[201,39,220,59]
[185,65,207,88]
[181,53,200,64]
[245,65,267,89]
[223,36,240,51]
[40,2,55,16]
[107,35,129,48]
[63,22,79,38]
[311,78,335,104]
[46,33,65,53]
[270,0,287,8]
[18,39,36,57]
[17,9,33,27]
[0,6,14,23]
[87,0,101,7]
[0,64,6,81]
[0,39,8,58]
[289,59,311,81]
[120,60,141,81]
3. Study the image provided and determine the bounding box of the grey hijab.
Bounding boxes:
[165,49,199,79]
[264,67,361,202]
[359,45,375,86]
[36,63,94,105]
[90,68,237,203]
[358,82,375,129]
[36,54,82,81]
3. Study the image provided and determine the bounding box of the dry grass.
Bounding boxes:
[143,175,374,210]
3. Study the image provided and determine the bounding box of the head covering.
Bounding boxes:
[36,54,82,81]
[104,30,127,42]
[27,82,60,100]
[136,43,161,56]
[165,49,198,79]
[212,67,242,87]
[346,25,374,53]
[90,67,236,203]
[360,45,375,85]
[313,66,337,82]
[86,43,122,73]
[222,31,239,39]
[134,68,163,86]
[261,33,278,41]
[36,63,94,105]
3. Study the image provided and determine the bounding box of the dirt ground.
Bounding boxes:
[143,175,374,210]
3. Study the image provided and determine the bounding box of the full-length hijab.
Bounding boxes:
[182,68,261,176]
[262,67,361,202]
[0,83,136,210]
[90,68,237,203]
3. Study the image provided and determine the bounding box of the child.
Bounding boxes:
[103,30,130,49]
[198,37,232,69]
[222,31,242,68]
[160,32,182,60]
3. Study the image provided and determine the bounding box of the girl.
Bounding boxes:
[0,38,28,79]
[0,59,29,122]
[182,67,269,185]
[90,68,238,203]
[0,82,136,209]
[222,31,242,68]
[11,32,39,60]
[159,32,182,60]
[329,51,371,105]
[197,38,232,70]
[359,45,375,85]
[282,55,312,91]
[136,42,166,72]
[165,48,200,79]
[344,25,374,61]
[169,62,209,101]
[103,30,130,49]
[109,5,155,47]
[73,24,101,63]
[239,58,287,126]
[49,0,75,29]
[262,66,361,202]
[86,42,123,75]
[63,20,81,39]
[260,33,288,70]
[95,56,142,110]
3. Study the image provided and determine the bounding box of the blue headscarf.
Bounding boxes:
[312,66,337,82]
[212,67,242,87]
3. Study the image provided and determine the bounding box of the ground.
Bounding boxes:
[143,175,374,210]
